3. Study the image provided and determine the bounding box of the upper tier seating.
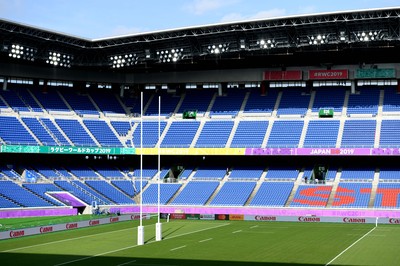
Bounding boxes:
[267,120,304,147]
[21,117,58,146]
[60,90,99,116]
[89,91,126,115]
[277,89,310,116]
[178,89,214,115]
[83,120,123,147]
[145,90,181,116]
[161,121,199,148]
[382,87,400,112]
[303,120,340,148]
[31,88,70,112]
[195,120,233,148]
[132,121,167,147]
[55,119,97,146]
[346,88,380,115]
[312,87,346,113]
[230,120,268,148]
[340,120,376,147]
[0,116,38,145]
[209,89,246,117]
[243,89,278,113]
[380,120,400,147]
[40,118,71,145]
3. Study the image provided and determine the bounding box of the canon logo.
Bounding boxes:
[66,223,78,229]
[343,217,366,223]
[9,230,25,238]
[110,217,119,223]
[298,216,320,222]
[40,226,53,233]
[89,220,100,226]
[389,218,400,224]
[255,216,276,221]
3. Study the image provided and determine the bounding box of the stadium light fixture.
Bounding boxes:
[308,34,327,45]
[356,31,380,42]
[109,53,138,68]
[207,43,230,54]
[46,51,73,68]
[156,48,184,63]
[6,44,36,61]
[258,39,275,49]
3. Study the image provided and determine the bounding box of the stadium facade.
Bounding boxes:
[0,7,400,219]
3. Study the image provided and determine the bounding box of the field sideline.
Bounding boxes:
[0,218,399,266]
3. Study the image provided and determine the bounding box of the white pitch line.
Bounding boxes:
[116,259,137,266]
[325,226,377,266]
[232,230,242,234]
[53,222,230,266]
[199,238,213,243]
[170,245,186,251]
[250,225,258,229]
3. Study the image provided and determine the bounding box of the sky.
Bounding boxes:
[0,0,399,39]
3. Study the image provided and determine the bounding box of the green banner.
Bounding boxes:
[355,68,396,79]
[0,145,135,155]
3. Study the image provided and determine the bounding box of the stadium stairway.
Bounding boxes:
[244,170,267,205]
[284,169,304,207]
[298,119,309,148]
[368,169,380,208]
[165,172,192,204]
[190,120,205,147]
[124,122,137,147]
[205,169,230,205]
[326,168,342,207]
[374,91,384,148]
[225,119,240,147]
[78,117,101,147]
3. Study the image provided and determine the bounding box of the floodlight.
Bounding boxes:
[109,53,138,68]
[157,48,184,63]
[46,51,73,67]
[7,43,36,61]
[308,34,327,45]
[258,39,275,49]
[207,43,230,54]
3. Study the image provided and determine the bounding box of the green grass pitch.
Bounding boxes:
[0,218,399,266]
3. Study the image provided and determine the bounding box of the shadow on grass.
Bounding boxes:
[0,252,335,266]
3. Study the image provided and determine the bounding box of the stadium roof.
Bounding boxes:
[1,7,400,72]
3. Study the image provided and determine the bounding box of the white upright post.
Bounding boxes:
[155,96,162,241]
[137,91,144,245]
